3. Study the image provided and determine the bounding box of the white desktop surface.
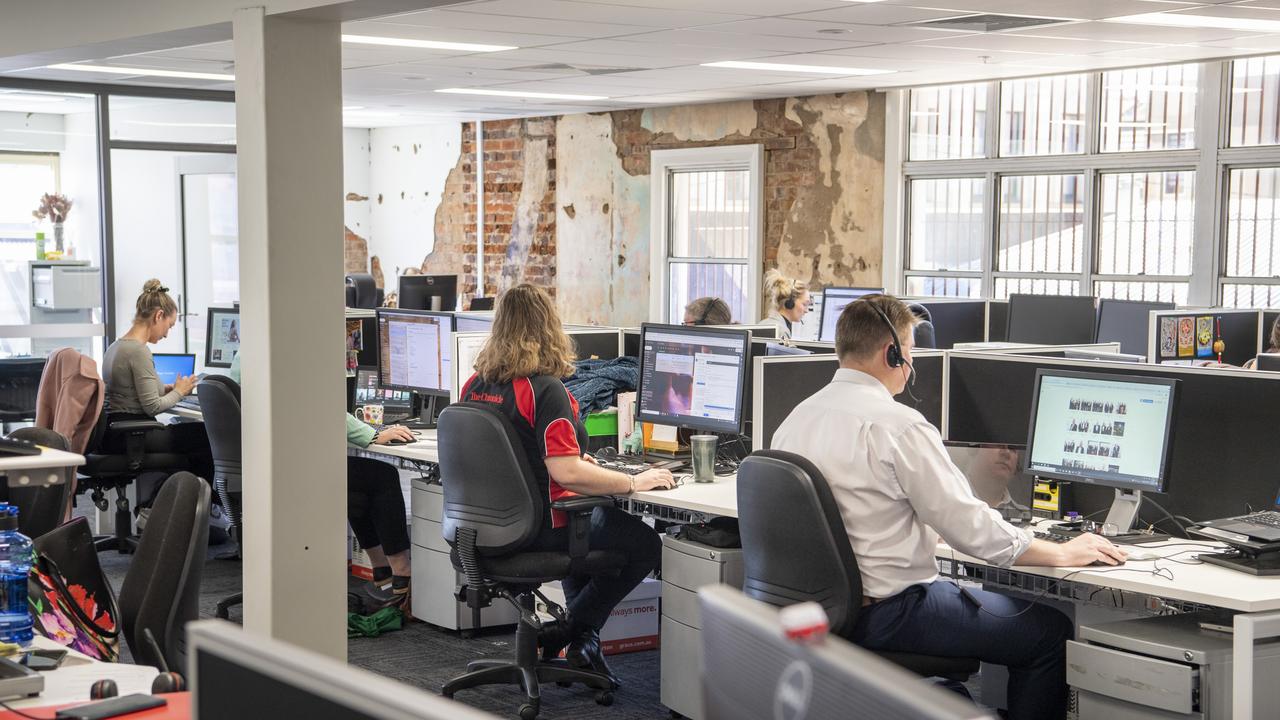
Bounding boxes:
[166,405,203,422]
[7,635,158,709]
[356,429,439,464]
[628,475,738,518]
[0,448,84,474]
[938,519,1280,613]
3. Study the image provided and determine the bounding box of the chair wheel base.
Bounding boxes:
[518,702,539,720]
[595,690,614,706]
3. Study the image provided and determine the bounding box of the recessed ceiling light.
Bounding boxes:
[341,35,516,53]
[1105,12,1280,34]
[701,60,893,76]
[47,63,235,81]
[436,88,609,101]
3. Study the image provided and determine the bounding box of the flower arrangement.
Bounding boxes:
[32,192,72,224]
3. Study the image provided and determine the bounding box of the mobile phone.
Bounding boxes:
[23,648,68,671]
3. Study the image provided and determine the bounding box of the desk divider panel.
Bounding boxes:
[977,342,1121,358]
[1147,308,1261,367]
[907,298,989,349]
[945,350,1280,527]
[986,300,1008,342]
[1264,310,1279,349]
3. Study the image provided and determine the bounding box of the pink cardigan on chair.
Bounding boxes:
[35,348,104,455]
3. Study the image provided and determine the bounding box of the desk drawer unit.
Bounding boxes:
[1067,641,1197,715]
[660,615,702,720]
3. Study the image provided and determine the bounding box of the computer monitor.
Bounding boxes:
[1258,353,1280,371]
[1006,294,1096,345]
[354,367,411,410]
[188,620,492,720]
[455,315,494,334]
[1025,368,1178,540]
[765,343,812,357]
[205,307,241,369]
[153,353,196,386]
[469,297,494,311]
[1062,348,1145,363]
[636,323,750,435]
[699,586,993,720]
[1095,298,1173,357]
[818,287,882,343]
[944,442,1032,522]
[398,274,457,312]
[376,309,453,400]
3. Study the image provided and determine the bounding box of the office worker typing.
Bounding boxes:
[102,279,214,483]
[770,294,1125,720]
[457,284,672,686]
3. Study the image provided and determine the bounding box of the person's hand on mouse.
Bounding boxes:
[173,374,198,396]
[1060,533,1127,566]
[632,468,675,492]
[374,425,415,445]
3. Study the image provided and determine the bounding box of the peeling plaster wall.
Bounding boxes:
[343,127,371,275]
[368,123,461,288]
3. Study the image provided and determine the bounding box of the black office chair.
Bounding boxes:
[0,357,45,434]
[79,406,189,554]
[118,471,210,671]
[437,402,618,720]
[737,450,979,681]
[4,427,73,539]
[197,375,243,619]
[908,302,937,350]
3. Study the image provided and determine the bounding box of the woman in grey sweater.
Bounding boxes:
[101,279,213,482]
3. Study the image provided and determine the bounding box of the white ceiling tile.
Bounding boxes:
[616,28,874,53]
[696,16,972,43]
[909,32,1151,54]
[443,0,754,29]
[1163,4,1280,19]
[346,20,584,48]
[1011,20,1268,43]
[373,9,645,39]
[584,0,850,13]
[895,0,1193,21]
[1201,33,1280,51]
[1088,44,1236,61]
[820,43,1054,65]
[783,4,973,26]
[534,38,777,63]
[1235,0,1280,9]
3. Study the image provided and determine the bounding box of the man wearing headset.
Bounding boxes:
[770,294,1125,720]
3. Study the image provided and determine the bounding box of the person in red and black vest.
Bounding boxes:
[458,284,672,686]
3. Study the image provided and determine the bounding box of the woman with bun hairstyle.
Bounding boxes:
[101,279,213,484]
[761,269,811,341]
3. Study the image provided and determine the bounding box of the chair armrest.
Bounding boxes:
[107,419,164,434]
[106,419,164,468]
[551,495,615,563]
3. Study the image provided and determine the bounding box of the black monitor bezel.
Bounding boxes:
[375,308,456,397]
[1257,353,1280,372]
[1023,367,1178,493]
[636,322,751,435]
[818,286,883,343]
[397,274,458,312]
[204,307,240,369]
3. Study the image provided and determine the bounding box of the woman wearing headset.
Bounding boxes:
[761,269,811,341]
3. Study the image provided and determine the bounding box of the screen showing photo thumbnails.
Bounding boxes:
[638,330,744,432]
[379,313,451,392]
[1028,374,1173,490]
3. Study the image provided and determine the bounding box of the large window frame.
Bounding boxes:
[649,144,764,324]
[893,63,1241,306]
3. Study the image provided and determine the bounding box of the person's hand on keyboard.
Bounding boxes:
[174,374,198,396]
[373,425,416,445]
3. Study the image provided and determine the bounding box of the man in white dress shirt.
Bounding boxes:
[771,294,1125,720]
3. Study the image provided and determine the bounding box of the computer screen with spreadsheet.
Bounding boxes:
[376,309,453,397]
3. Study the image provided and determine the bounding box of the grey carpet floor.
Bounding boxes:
[95,539,671,720]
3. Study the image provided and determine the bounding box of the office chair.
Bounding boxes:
[345,273,379,309]
[437,402,618,720]
[118,471,210,671]
[737,450,979,681]
[0,357,45,433]
[3,427,73,539]
[908,302,937,350]
[197,375,244,619]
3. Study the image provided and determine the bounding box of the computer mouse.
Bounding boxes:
[386,437,414,446]
[1126,549,1161,561]
[1089,558,1125,567]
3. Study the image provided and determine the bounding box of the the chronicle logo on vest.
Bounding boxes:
[774,659,813,720]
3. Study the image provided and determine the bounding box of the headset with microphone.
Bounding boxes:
[862,299,920,406]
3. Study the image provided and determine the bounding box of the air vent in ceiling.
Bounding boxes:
[911,14,1069,33]
[515,63,644,76]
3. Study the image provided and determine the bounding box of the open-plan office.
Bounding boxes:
[6,1,1280,719]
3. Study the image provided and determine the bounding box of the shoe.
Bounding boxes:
[538,622,572,662]
[565,629,620,688]
[134,506,151,533]
[366,577,411,615]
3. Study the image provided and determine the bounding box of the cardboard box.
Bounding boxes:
[350,531,373,580]
[537,578,660,655]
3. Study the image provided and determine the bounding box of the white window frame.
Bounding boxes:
[649,144,764,323]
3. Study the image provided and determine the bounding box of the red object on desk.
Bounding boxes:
[0,692,190,719]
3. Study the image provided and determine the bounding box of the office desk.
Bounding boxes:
[619,475,738,522]
[165,405,203,422]
[938,521,1280,719]
[351,430,439,469]
[6,635,159,710]
[0,447,83,488]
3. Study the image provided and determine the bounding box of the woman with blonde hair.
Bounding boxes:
[457,283,672,686]
[761,269,811,340]
[102,279,213,484]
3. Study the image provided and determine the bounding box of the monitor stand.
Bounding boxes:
[401,394,443,430]
[1053,489,1170,545]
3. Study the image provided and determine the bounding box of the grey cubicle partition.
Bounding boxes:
[747,337,836,360]
[945,350,1280,528]
[1264,310,1279,348]
[1147,308,1262,367]
[986,300,1008,342]
[750,350,945,452]
[906,298,987,349]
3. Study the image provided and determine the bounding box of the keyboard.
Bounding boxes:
[0,437,40,457]
[598,460,651,475]
[175,397,201,411]
[1034,530,1074,544]
[1241,511,1280,529]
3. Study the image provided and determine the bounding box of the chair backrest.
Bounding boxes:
[119,472,210,671]
[0,358,46,421]
[3,427,70,539]
[908,302,937,350]
[437,402,542,556]
[197,376,241,491]
[736,449,863,636]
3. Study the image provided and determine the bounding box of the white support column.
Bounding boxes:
[233,7,347,660]
[1233,610,1280,720]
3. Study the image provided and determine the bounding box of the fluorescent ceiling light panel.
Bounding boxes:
[47,63,234,81]
[1105,13,1280,33]
[701,60,893,76]
[341,35,516,53]
[436,88,609,101]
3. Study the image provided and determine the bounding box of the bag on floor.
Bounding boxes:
[28,517,120,661]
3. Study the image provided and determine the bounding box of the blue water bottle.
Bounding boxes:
[0,505,33,646]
